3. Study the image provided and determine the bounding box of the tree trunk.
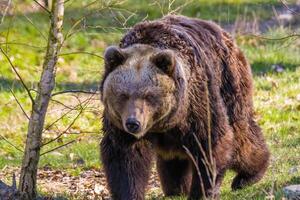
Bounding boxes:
[18,1,64,199]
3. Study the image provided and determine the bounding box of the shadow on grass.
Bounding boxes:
[0,77,99,93]
[251,61,299,76]
[221,176,300,200]
[287,176,300,185]
[1,59,299,92]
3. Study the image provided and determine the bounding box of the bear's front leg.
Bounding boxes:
[100,133,152,200]
[188,154,217,200]
[184,136,229,200]
[189,163,225,200]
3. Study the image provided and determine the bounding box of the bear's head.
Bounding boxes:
[101,44,188,138]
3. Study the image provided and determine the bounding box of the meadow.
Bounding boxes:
[0,0,299,199]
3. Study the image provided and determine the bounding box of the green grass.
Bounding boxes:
[0,0,300,199]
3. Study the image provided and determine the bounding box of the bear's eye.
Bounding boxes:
[145,94,157,104]
[119,93,129,100]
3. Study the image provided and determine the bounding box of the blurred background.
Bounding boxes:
[0,0,299,199]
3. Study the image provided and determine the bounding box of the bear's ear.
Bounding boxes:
[150,50,175,76]
[104,46,126,73]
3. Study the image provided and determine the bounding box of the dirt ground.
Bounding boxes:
[0,166,162,200]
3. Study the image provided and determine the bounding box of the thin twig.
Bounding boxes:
[52,89,98,97]
[41,96,90,146]
[192,133,214,187]
[9,88,30,120]
[279,0,300,15]
[42,111,81,146]
[43,106,76,132]
[0,134,24,153]
[33,0,51,14]
[246,33,300,41]
[0,47,35,104]
[168,0,192,15]
[62,1,117,43]
[44,94,94,132]
[61,0,133,45]
[4,8,14,52]
[59,51,103,59]
[22,13,47,41]
[0,0,11,24]
[50,98,77,110]
[45,130,99,135]
[40,140,76,156]
[63,17,85,42]
[86,25,130,31]
[0,42,46,49]
[183,145,207,199]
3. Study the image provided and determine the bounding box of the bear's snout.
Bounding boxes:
[125,118,141,134]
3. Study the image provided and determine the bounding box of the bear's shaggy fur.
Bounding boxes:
[100,15,270,200]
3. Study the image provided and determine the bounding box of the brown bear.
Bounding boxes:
[100,15,269,200]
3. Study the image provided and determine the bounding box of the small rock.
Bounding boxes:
[43,164,52,171]
[283,185,300,200]
[49,151,63,157]
[75,158,85,166]
[289,166,298,174]
[94,184,105,195]
[271,64,285,73]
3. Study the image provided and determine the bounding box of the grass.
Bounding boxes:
[0,0,300,199]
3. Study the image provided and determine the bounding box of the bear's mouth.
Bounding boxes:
[123,120,148,139]
[127,131,146,139]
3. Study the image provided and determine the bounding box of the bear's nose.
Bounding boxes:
[125,118,141,134]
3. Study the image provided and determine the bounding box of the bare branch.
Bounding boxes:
[183,145,207,199]
[3,10,14,52]
[59,51,103,59]
[62,0,115,43]
[47,93,98,130]
[0,0,11,24]
[40,140,76,156]
[0,47,35,104]
[52,89,98,97]
[86,25,130,31]
[0,134,24,153]
[33,0,51,14]
[246,33,300,40]
[0,42,46,49]
[43,105,76,132]
[108,7,136,29]
[45,130,99,135]
[167,0,193,15]
[63,16,85,42]
[42,93,96,146]
[192,133,214,187]
[50,98,77,110]
[9,88,30,120]
[22,14,47,41]
[1,89,36,108]
[62,0,133,44]
[279,0,300,15]
[41,109,82,146]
